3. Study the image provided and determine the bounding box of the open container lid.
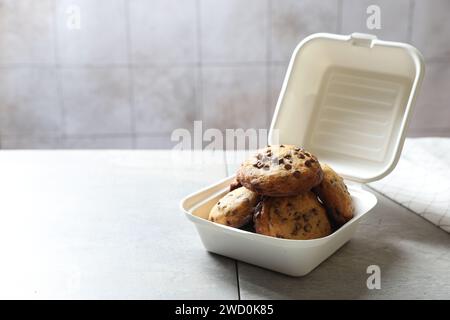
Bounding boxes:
[269,33,424,183]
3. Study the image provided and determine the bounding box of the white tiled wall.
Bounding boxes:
[133,66,197,134]
[411,0,450,62]
[55,0,129,65]
[129,0,198,64]
[271,0,339,62]
[60,68,132,135]
[0,68,61,136]
[0,0,449,149]
[200,0,268,64]
[202,65,267,131]
[0,0,56,64]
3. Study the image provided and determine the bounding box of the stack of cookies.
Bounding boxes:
[208,145,354,240]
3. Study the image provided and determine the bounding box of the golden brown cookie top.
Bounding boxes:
[236,145,323,197]
[209,187,259,228]
[321,164,350,193]
[254,191,331,240]
[314,163,354,227]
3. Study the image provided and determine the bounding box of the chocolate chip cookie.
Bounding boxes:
[254,191,331,240]
[236,145,323,197]
[209,187,260,228]
[313,163,354,226]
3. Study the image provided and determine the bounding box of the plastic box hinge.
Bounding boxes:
[350,33,377,48]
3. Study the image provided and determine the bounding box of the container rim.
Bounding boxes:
[180,177,378,248]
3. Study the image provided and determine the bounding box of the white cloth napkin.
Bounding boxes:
[369,137,450,233]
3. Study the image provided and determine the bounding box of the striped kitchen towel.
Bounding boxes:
[369,137,450,233]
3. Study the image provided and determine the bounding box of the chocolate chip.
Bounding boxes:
[263,164,270,170]
[278,158,284,165]
[280,144,285,148]
[253,161,263,168]
[294,147,300,151]
[284,164,292,170]
[297,153,305,159]
[293,170,301,178]
[256,153,262,160]
[284,154,291,159]
[304,160,312,167]
[305,152,311,157]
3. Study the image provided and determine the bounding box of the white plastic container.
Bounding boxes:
[180,33,424,276]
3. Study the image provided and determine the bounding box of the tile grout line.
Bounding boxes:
[124,0,137,149]
[337,0,343,33]
[0,61,276,68]
[235,261,241,300]
[3,127,450,142]
[407,0,415,43]
[0,131,206,139]
[51,0,66,147]
[266,0,272,131]
[223,151,241,300]
[196,0,204,123]
[4,57,450,68]
[51,133,135,139]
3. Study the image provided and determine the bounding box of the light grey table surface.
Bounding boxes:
[0,151,448,299]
